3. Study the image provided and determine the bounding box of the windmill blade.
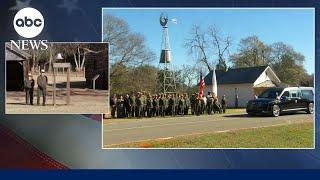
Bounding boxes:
[171,18,178,24]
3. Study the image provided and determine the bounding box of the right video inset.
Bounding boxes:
[102,8,315,149]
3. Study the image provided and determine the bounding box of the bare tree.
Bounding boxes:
[184,24,211,71]
[103,14,155,77]
[185,24,232,72]
[180,64,199,87]
[208,25,231,70]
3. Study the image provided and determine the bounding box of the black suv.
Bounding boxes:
[246,87,314,117]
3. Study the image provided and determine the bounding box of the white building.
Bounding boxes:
[203,66,281,107]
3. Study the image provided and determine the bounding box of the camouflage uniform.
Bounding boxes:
[190,94,196,115]
[146,96,153,117]
[168,96,175,116]
[178,96,185,115]
[130,94,136,117]
[184,95,190,115]
[159,95,165,117]
[152,96,159,117]
[164,95,169,116]
[206,94,213,115]
[195,97,202,116]
[136,95,143,118]
[200,97,206,114]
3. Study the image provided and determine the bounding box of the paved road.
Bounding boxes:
[103,113,313,147]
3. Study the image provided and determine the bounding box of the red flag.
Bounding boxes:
[199,72,205,98]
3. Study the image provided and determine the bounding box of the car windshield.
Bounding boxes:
[258,88,284,99]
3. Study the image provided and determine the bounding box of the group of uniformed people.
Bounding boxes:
[110,91,227,118]
[24,69,48,106]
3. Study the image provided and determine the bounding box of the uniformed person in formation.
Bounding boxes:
[129,93,136,117]
[206,92,213,115]
[110,94,117,118]
[200,95,206,115]
[136,92,143,118]
[25,72,35,105]
[178,94,185,115]
[168,94,175,116]
[221,95,227,114]
[146,94,154,118]
[195,93,202,116]
[190,93,196,115]
[173,94,178,115]
[163,94,169,116]
[212,93,222,114]
[116,95,125,118]
[37,69,48,106]
[184,94,190,115]
[124,94,131,117]
[152,95,159,117]
[159,94,165,117]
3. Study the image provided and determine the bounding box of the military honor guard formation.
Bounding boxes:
[109,91,227,119]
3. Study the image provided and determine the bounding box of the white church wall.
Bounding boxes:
[204,83,254,107]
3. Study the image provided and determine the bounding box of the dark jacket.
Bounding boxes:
[37,75,48,89]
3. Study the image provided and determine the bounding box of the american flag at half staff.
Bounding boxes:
[198,72,205,98]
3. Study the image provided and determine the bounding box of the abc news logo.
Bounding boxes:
[15,16,42,27]
[11,7,47,50]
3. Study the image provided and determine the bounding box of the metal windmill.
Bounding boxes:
[158,12,177,94]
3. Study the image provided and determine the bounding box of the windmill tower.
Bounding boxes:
[159,12,176,94]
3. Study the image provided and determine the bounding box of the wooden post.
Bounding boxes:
[66,67,70,105]
[53,68,56,106]
[53,63,71,105]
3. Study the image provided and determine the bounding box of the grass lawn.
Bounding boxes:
[108,122,314,148]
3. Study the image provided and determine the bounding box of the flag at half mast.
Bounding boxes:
[199,72,205,98]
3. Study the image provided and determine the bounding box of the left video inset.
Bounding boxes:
[5,42,110,114]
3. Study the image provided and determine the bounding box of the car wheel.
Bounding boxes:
[272,105,280,117]
[307,103,314,114]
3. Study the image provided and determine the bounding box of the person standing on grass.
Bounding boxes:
[130,93,136,117]
[221,95,227,114]
[206,92,213,115]
[136,92,143,118]
[153,94,159,117]
[195,94,202,116]
[184,93,190,115]
[25,72,35,105]
[190,93,196,115]
[200,95,206,115]
[146,94,153,118]
[178,94,185,115]
[110,94,117,118]
[37,69,48,106]
[124,94,131,117]
[116,95,125,118]
[159,94,165,117]
[141,92,147,117]
[164,94,169,116]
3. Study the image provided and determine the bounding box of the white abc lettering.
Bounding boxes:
[13,7,44,38]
